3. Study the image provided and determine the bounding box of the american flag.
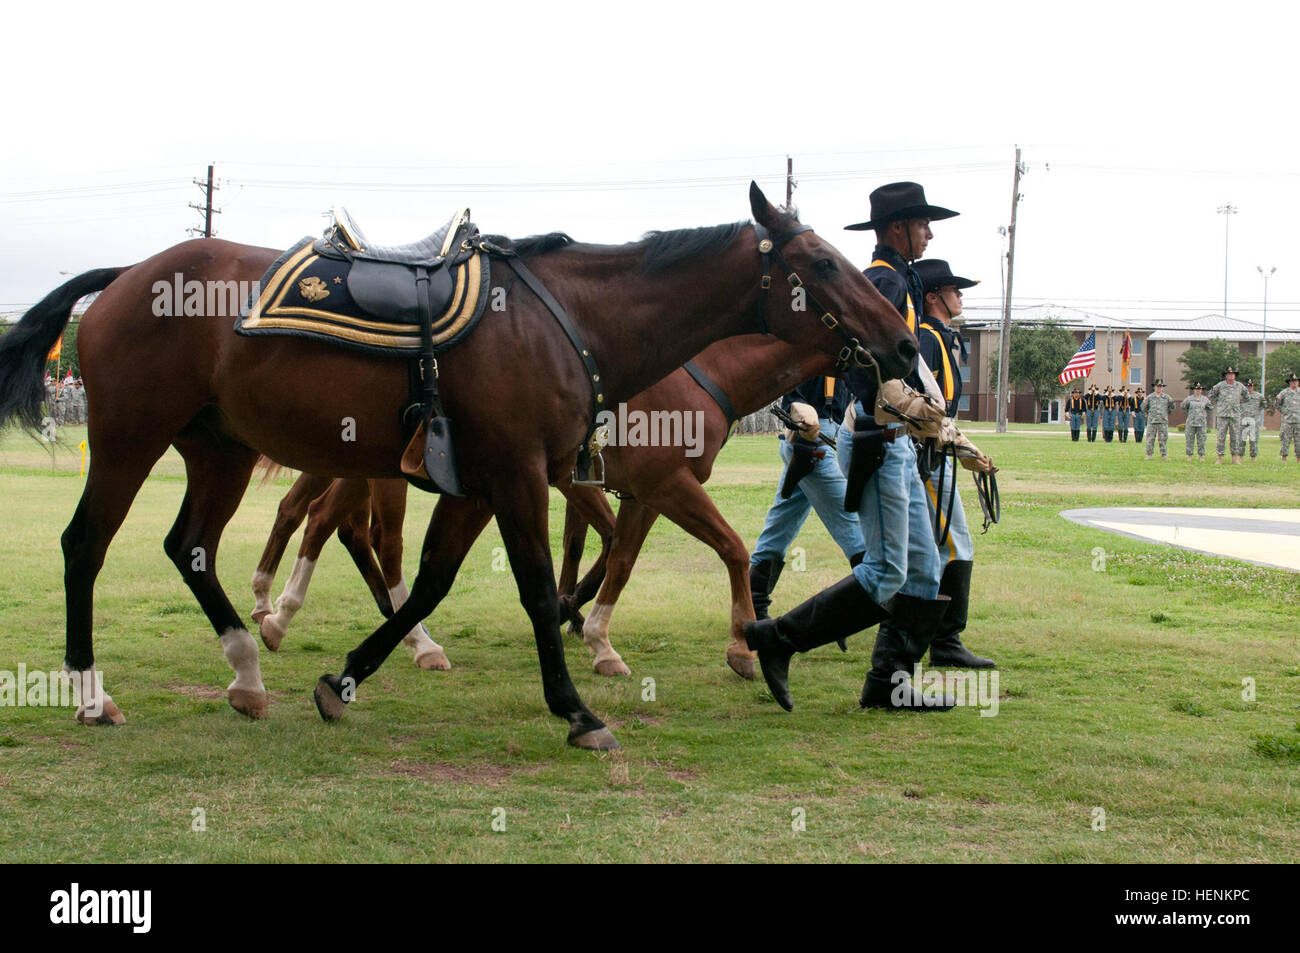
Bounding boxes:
[1059,331,1097,384]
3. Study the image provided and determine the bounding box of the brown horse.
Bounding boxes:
[250,473,452,670]
[554,334,836,679]
[249,471,617,670]
[0,184,915,750]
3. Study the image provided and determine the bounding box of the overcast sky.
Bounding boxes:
[4,0,1299,331]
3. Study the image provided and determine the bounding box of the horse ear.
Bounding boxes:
[749,181,779,228]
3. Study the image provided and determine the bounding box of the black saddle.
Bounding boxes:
[313,208,473,324]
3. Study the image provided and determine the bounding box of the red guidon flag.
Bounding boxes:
[1059,331,1097,384]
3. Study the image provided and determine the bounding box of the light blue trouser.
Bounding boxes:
[1086,409,1100,429]
[1069,412,1082,434]
[925,458,974,563]
[752,419,864,566]
[836,414,942,604]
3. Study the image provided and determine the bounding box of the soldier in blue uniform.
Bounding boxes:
[749,375,865,621]
[1084,384,1101,441]
[1101,386,1117,442]
[1132,386,1147,444]
[744,182,994,713]
[910,258,994,669]
[1065,388,1086,441]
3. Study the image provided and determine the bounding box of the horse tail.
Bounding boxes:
[0,267,126,433]
[253,454,286,487]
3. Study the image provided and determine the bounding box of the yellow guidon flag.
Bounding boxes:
[1120,330,1132,386]
[46,336,62,363]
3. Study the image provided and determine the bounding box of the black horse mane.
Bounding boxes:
[488,207,801,271]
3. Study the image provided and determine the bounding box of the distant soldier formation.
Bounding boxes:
[1069,365,1299,463]
[43,371,87,426]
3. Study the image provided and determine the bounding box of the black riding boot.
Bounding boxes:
[749,556,784,621]
[1071,430,1080,442]
[742,575,889,711]
[861,592,955,710]
[927,560,995,669]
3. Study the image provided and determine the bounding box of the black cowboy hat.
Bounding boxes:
[1193,382,1204,390]
[845,182,959,231]
[1245,378,1255,386]
[1224,365,1238,375]
[1287,371,1299,383]
[1153,379,1165,386]
[914,259,980,293]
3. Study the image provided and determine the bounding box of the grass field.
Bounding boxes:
[1,424,1297,862]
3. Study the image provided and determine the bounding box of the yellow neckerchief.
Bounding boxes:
[824,376,835,402]
[869,259,916,332]
[920,318,955,401]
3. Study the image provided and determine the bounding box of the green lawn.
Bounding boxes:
[0,425,1297,862]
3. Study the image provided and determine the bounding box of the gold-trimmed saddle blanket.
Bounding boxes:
[236,210,490,357]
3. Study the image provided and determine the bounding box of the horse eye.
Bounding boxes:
[813,258,836,277]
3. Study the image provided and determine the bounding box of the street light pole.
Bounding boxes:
[1217,204,1237,318]
[1258,265,1276,389]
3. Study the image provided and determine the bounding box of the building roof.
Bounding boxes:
[959,305,1300,343]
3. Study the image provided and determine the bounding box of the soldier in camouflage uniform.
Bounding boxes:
[1278,372,1300,462]
[1142,379,1175,460]
[1182,383,1210,460]
[1239,379,1266,460]
[1209,365,1249,464]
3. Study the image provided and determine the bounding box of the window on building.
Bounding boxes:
[958,395,970,412]
[1039,400,1060,423]
[960,365,970,383]
[1130,367,1142,386]
[1132,337,1144,356]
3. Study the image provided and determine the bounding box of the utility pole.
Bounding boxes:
[995,146,1024,433]
[1216,203,1237,318]
[189,163,220,238]
[785,155,795,210]
[1258,265,1276,389]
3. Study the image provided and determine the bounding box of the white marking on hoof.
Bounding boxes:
[221,628,268,719]
[250,570,274,622]
[390,579,451,670]
[581,601,629,675]
[261,557,316,650]
[62,666,125,725]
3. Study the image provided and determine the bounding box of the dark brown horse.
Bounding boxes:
[0,184,915,750]
[554,334,836,679]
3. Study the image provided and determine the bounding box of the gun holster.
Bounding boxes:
[844,420,887,511]
[780,439,824,499]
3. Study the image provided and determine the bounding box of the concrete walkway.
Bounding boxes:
[1060,507,1300,572]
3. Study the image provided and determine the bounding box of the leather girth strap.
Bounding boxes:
[505,255,606,484]
[682,360,739,442]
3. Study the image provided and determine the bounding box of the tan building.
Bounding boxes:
[956,306,1300,425]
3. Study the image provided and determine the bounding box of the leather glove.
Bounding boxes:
[785,401,820,443]
[951,429,996,473]
[842,400,857,432]
[874,379,945,440]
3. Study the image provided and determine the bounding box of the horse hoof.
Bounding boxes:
[313,676,348,722]
[726,647,758,681]
[414,648,452,671]
[228,687,269,719]
[251,607,270,624]
[259,616,285,652]
[568,726,620,751]
[75,698,126,726]
[593,657,631,677]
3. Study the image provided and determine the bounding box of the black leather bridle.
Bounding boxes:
[753,222,876,374]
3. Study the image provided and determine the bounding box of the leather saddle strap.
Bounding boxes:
[506,255,604,440]
[682,361,739,435]
[415,266,444,420]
